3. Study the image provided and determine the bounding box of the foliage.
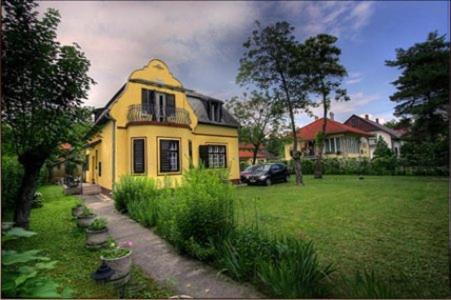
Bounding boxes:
[1,155,24,212]
[113,176,160,227]
[285,157,447,176]
[1,0,95,227]
[1,227,72,298]
[100,245,131,260]
[240,161,250,171]
[385,31,449,170]
[79,205,94,217]
[237,20,315,185]
[300,34,349,178]
[257,237,334,298]
[6,185,172,298]
[226,91,284,164]
[340,270,398,298]
[88,217,107,231]
[373,137,393,158]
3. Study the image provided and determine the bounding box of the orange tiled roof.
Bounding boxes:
[297,118,372,141]
[239,150,266,159]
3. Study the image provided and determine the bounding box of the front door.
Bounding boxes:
[91,156,96,183]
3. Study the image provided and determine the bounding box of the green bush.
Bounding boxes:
[257,236,334,298]
[173,168,235,258]
[1,155,24,212]
[113,176,160,226]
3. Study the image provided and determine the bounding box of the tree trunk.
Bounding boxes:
[252,144,260,165]
[314,95,328,179]
[14,154,45,228]
[288,104,303,185]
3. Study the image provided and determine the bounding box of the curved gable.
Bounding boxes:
[129,59,183,88]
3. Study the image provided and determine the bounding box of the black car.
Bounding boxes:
[241,163,289,186]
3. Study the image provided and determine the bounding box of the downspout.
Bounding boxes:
[112,118,116,189]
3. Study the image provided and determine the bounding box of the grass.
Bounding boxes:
[3,185,172,299]
[235,175,449,298]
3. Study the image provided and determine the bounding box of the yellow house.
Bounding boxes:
[283,117,372,161]
[84,59,240,192]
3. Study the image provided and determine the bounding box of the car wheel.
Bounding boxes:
[265,178,272,186]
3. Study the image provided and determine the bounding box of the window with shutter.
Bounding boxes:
[98,162,102,177]
[133,138,145,174]
[159,139,180,172]
[199,145,209,168]
[166,94,176,118]
[141,89,155,115]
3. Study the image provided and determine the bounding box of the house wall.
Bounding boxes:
[84,59,239,190]
[369,130,392,158]
[284,134,370,160]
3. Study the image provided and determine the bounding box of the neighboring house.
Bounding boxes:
[283,114,372,160]
[84,59,240,192]
[344,114,404,158]
[239,143,269,164]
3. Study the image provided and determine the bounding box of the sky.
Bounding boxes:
[38,1,449,127]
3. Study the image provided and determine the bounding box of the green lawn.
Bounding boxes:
[3,185,172,299]
[235,175,449,298]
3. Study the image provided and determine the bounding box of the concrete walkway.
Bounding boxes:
[80,194,262,299]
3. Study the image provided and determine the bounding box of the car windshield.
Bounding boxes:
[244,165,259,172]
[253,164,271,172]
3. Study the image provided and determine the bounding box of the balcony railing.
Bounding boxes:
[127,104,191,126]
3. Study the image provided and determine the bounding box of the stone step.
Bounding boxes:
[82,185,101,195]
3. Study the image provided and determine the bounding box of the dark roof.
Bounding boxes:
[344,114,402,139]
[186,91,239,128]
[91,83,239,129]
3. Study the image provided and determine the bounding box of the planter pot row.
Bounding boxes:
[72,204,132,284]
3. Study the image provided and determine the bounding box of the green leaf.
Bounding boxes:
[22,280,61,298]
[61,287,74,298]
[2,250,50,265]
[35,260,58,270]
[15,270,38,287]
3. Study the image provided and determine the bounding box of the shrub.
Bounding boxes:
[340,270,398,298]
[113,176,159,226]
[173,168,235,258]
[88,218,107,231]
[31,192,43,209]
[1,155,24,212]
[257,236,334,298]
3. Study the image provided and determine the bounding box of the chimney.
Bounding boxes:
[314,116,319,120]
[329,112,334,120]
[365,114,369,120]
[376,118,379,124]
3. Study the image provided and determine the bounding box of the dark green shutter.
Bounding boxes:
[133,139,145,173]
[199,145,209,168]
[223,146,227,168]
[142,89,155,114]
[166,94,175,117]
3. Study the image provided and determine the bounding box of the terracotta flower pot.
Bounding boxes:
[72,205,84,218]
[101,250,133,285]
[85,228,109,248]
[77,214,96,228]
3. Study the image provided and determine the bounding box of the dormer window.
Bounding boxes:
[207,100,222,122]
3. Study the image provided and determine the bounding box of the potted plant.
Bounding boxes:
[86,218,108,248]
[72,204,84,217]
[77,206,96,228]
[100,240,133,285]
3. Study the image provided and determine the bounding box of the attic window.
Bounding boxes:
[207,101,222,122]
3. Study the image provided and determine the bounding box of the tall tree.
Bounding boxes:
[385,31,449,168]
[237,21,314,185]
[226,91,284,165]
[301,34,349,179]
[1,0,95,227]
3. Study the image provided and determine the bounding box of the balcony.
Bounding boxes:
[127,104,191,127]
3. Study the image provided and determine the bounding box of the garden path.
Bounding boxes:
[80,193,262,299]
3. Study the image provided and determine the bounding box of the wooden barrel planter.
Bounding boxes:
[77,214,96,228]
[72,205,84,218]
[86,228,109,249]
[101,250,133,286]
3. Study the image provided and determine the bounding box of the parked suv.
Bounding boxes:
[241,163,289,186]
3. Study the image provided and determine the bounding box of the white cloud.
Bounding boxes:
[37,1,259,107]
[345,72,363,84]
[278,1,376,39]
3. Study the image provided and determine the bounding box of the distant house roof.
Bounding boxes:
[344,114,403,139]
[239,143,265,150]
[296,118,372,141]
[239,150,266,159]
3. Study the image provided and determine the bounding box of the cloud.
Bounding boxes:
[345,72,363,84]
[37,1,259,107]
[276,1,376,39]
